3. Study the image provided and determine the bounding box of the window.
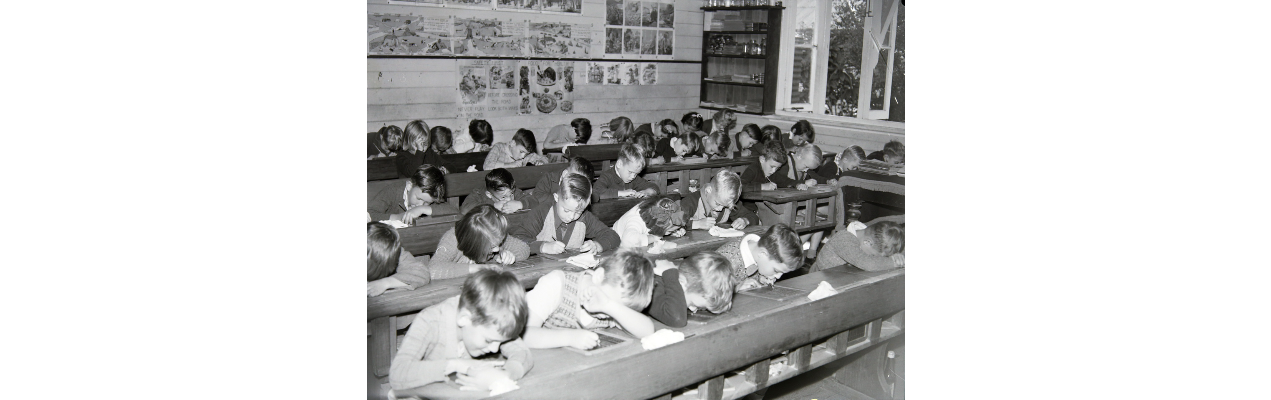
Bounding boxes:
[778,0,904,123]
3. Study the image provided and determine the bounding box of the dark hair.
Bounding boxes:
[410,165,447,204]
[512,128,538,155]
[565,156,595,181]
[757,224,804,273]
[631,132,656,158]
[559,172,592,202]
[456,204,509,263]
[485,168,515,192]
[677,251,735,313]
[712,110,737,132]
[676,131,701,157]
[758,139,787,162]
[403,120,431,152]
[468,119,493,146]
[570,118,592,144]
[618,143,646,167]
[738,123,761,144]
[378,125,404,152]
[459,268,529,339]
[609,116,634,142]
[681,112,703,132]
[760,125,782,144]
[791,120,816,143]
[430,126,453,154]
[638,196,685,237]
[883,140,905,163]
[704,131,730,157]
[599,249,656,310]
[658,119,681,138]
[863,220,905,257]
[367,222,401,281]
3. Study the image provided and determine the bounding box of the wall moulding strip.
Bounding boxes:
[368,55,704,63]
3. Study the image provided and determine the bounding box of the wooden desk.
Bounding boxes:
[439,152,490,174]
[564,144,624,170]
[643,157,754,195]
[740,185,839,233]
[441,163,568,207]
[836,170,904,222]
[396,215,461,256]
[368,157,399,181]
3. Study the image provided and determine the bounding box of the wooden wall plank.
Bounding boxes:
[368,87,455,105]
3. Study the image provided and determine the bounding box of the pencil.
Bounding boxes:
[398,204,408,212]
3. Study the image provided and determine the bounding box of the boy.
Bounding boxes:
[460,168,538,214]
[543,117,592,149]
[715,224,805,291]
[522,249,658,349]
[679,169,758,230]
[735,124,762,157]
[867,140,905,164]
[593,143,659,199]
[738,140,789,193]
[771,143,825,190]
[531,156,595,207]
[510,173,620,255]
[389,268,532,397]
[647,252,737,327]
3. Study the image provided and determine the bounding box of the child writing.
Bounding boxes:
[647,251,737,328]
[394,120,445,178]
[738,140,790,193]
[812,215,905,272]
[429,204,533,280]
[701,131,731,159]
[369,125,402,159]
[461,168,539,214]
[522,249,657,349]
[466,119,494,153]
[680,112,704,133]
[715,223,806,291]
[484,128,551,170]
[868,140,905,165]
[430,126,454,155]
[815,145,868,184]
[509,173,621,255]
[388,268,533,397]
[530,156,594,207]
[653,118,680,141]
[736,124,763,157]
[654,131,701,163]
[701,109,737,138]
[771,143,825,191]
[680,169,759,231]
[368,165,460,223]
[593,143,660,199]
[367,222,432,297]
[784,119,816,148]
[631,131,661,165]
[543,117,592,149]
[611,195,687,249]
[759,125,783,145]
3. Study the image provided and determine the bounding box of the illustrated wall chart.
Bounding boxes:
[370,14,604,56]
[459,60,658,119]
[604,0,674,58]
[388,0,581,14]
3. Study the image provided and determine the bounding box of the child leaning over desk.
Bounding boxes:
[522,249,657,349]
[593,143,659,199]
[716,224,806,291]
[460,168,539,215]
[530,156,594,206]
[428,204,532,281]
[367,165,459,223]
[367,222,432,297]
[812,215,905,272]
[647,251,737,328]
[680,169,758,231]
[509,173,620,255]
[483,128,550,170]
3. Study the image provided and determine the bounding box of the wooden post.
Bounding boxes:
[370,316,393,378]
[745,359,770,387]
[830,330,851,355]
[791,344,813,372]
[699,376,726,400]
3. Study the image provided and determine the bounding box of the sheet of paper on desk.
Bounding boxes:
[742,285,806,301]
[378,220,410,229]
[566,252,600,268]
[641,329,685,350]
[807,281,839,301]
[647,239,677,254]
[709,225,744,237]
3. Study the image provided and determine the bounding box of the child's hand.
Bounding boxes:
[795,183,809,190]
[401,205,430,221]
[828,178,838,186]
[736,278,764,291]
[617,189,635,198]
[367,280,393,297]
[731,218,749,230]
[492,251,516,265]
[805,179,818,187]
[456,366,512,392]
[761,182,777,191]
[691,218,715,230]
[447,359,505,376]
[541,241,566,254]
[740,149,751,157]
[501,200,523,213]
[890,253,905,268]
[579,240,603,253]
[569,329,600,350]
[668,226,686,237]
[580,286,616,314]
[639,188,658,198]
[653,259,677,275]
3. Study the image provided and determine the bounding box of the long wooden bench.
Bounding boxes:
[440,163,569,208]
[367,152,493,181]
[368,157,398,181]
[564,143,624,171]
[643,157,754,195]
[741,185,840,234]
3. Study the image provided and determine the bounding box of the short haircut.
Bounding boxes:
[757,139,787,163]
[512,128,539,155]
[456,204,509,263]
[676,131,701,156]
[379,125,404,151]
[883,140,905,163]
[681,112,703,132]
[837,145,867,170]
[712,109,737,132]
[599,248,656,310]
[658,119,681,138]
[570,118,592,144]
[863,220,905,257]
[618,142,647,168]
[558,172,593,203]
[760,125,782,144]
[738,123,761,144]
[459,267,529,339]
[758,224,804,273]
[710,169,742,205]
[565,156,596,181]
[403,120,431,152]
[367,222,402,281]
[609,116,634,142]
[794,144,823,169]
[637,196,685,236]
[484,168,515,192]
[704,131,730,157]
[678,252,736,314]
[631,132,656,158]
[410,165,447,203]
[791,120,816,143]
[468,119,494,146]
[430,126,453,153]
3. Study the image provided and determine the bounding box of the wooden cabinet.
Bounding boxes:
[699,5,783,115]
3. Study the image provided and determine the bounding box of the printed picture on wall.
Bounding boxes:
[657,30,673,55]
[588,62,605,84]
[624,1,641,27]
[623,28,640,54]
[446,0,492,9]
[621,62,639,85]
[453,18,527,56]
[519,65,530,95]
[529,22,591,56]
[640,29,655,54]
[541,0,581,14]
[641,1,658,27]
[605,28,623,54]
[641,63,657,85]
[605,0,623,26]
[562,64,575,93]
[368,14,453,55]
[519,95,532,114]
[460,66,489,104]
[605,63,621,85]
[496,0,536,11]
[659,3,674,28]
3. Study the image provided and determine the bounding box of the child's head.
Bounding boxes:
[681,112,704,132]
[702,131,730,158]
[835,145,867,171]
[860,220,905,257]
[657,118,680,140]
[408,165,447,206]
[755,224,805,278]
[564,156,596,182]
[790,120,815,146]
[702,170,742,213]
[483,168,517,203]
[457,267,529,358]
[678,251,736,314]
[552,173,593,224]
[468,119,494,147]
[614,143,648,183]
[670,131,700,157]
[596,249,656,311]
[511,128,539,159]
[403,120,432,153]
[882,140,905,164]
[570,118,593,144]
[367,222,402,281]
[430,126,453,154]
[760,125,782,144]
[456,204,510,263]
[711,110,737,132]
[378,125,404,152]
[757,140,787,176]
[608,116,634,143]
[737,123,761,149]
[631,132,656,159]
[792,144,824,173]
[637,196,685,237]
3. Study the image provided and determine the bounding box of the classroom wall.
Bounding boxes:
[368,0,706,145]
[723,112,905,155]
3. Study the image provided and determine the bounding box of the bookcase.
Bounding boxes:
[700,4,784,115]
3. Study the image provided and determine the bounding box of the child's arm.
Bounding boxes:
[738,165,766,192]
[592,170,622,199]
[425,202,460,217]
[500,235,532,262]
[725,203,760,229]
[523,326,600,349]
[389,314,448,390]
[581,211,622,252]
[429,231,481,277]
[646,269,688,328]
[508,206,549,253]
[384,250,432,290]
[368,277,407,297]
[521,271,596,349]
[459,189,487,215]
[581,287,656,338]
[632,176,659,197]
[495,337,534,380]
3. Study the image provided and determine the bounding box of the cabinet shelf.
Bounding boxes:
[704,79,765,88]
[706,53,769,59]
[705,30,769,35]
[701,6,786,11]
[701,5,782,115]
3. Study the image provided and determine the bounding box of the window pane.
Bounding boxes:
[825,0,866,117]
[870,47,889,110]
[794,0,817,46]
[888,3,904,122]
[790,47,812,104]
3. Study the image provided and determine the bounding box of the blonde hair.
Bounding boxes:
[678,252,736,313]
[710,170,742,206]
[600,249,656,311]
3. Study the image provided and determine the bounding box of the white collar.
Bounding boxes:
[739,233,760,268]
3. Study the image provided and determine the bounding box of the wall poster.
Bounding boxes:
[603,0,674,58]
[458,60,577,120]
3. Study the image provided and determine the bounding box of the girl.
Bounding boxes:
[369,125,402,159]
[484,128,551,170]
[654,118,680,141]
[701,109,737,137]
[786,119,816,148]
[701,131,731,159]
[654,131,701,163]
[429,126,454,155]
[607,116,635,143]
[811,215,904,272]
[367,222,432,297]
[531,156,595,206]
[367,165,459,222]
[680,112,703,133]
[543,118,592,149]
[612,195,687,249]
[467,119,494,152]
[429,205,533,280]
[760,125,783,145]
[736,124,763,157]
[394,120,444,178]
[509,173,621,255]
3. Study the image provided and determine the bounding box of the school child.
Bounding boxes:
[867,140,905,164]
[812,215,904,272]
[701,131,731,159]
[368,164,460,222]
[543,118,592,149]
[736,124,763,157]
[654,131,701,163]
[461,168,538,215]
[606,116,635,143]
[715,224,805,291]
[369,125,402,159]
[430,126,454,155]
[466,119,494,152]
[612,195,687,249]
[647,252,737,328]
[367,222,431,297]
[530,156,594,206]
[769,144,830,257]
[388,268,533,397]
[760,124,783,145]
[594,143,659,199]
[681,112,704,133]
[509,173,621,255]
[394,120,445,178]
[787,119,816,147]
[484,128,551,170]
[631,131,659,165]
[680,169,758,231]
[653,118,680,141]
[700,109,737,137]
[429,204,533,280]
[738,140,790,193]
[522,249,657,349]
[813,145,868,183]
